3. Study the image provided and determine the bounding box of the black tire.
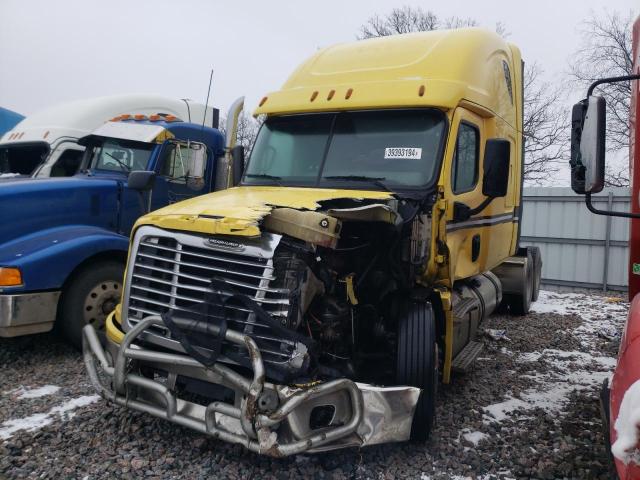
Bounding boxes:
[59,261,124,349]
[529,246,542,302]
[396,302,438,441]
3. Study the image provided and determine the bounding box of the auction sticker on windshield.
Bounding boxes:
[384,147,422,159]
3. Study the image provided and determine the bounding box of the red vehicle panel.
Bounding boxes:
[611,15,640,479]
[611,296,640,479]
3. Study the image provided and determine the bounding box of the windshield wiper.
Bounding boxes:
[104,151,131,172]
[323,175,392,192]
[244,173,283,185]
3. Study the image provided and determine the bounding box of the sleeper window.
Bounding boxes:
[452,123,479,193]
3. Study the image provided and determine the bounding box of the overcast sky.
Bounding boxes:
[0,0,636,185]
[1,0,636,117]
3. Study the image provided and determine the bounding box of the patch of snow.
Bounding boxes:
[612,379,640,465]
[484,367,612,423]
[0,173,20,178]
[10,385,61,399]
[531,290,627,323]
[461,429,488,446]
[517,349,617,370]
[484,396,529,422]
[484,290,626,424]
[0,395,100,440]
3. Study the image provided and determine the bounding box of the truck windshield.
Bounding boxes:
[87,138,153,173]
[243,109,446,191]
[0,143,49,176]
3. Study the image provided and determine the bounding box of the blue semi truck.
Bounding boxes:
[0,100,244,346]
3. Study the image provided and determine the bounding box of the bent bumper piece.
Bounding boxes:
[0,291,60,337]
[83,315,421,456]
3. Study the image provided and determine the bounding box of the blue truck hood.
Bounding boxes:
[0,177,121,248]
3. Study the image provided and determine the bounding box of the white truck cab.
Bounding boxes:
[0,94,217,180]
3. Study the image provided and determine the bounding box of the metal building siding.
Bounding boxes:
[520,187,630,290]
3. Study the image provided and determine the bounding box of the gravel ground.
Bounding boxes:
[0,290,629,480]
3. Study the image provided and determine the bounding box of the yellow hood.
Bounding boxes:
[136,186,393,237]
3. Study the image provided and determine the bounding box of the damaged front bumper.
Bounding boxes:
[82,315,421,456]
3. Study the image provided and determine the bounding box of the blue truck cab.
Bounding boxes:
[0,111,229,345]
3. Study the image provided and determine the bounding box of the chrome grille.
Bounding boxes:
[123,226,297,369]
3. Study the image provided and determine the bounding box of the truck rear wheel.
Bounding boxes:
[396,302,438,441]
[60,261,124,349]
[529,246,542,302]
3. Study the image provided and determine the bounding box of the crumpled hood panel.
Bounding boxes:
[136,186,393,237]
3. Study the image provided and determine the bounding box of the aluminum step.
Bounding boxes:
[451,340,484,373]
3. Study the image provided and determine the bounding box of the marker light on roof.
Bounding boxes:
[134,114,147,120]
[149,114,161,121]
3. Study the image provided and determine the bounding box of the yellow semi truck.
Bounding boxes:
[83,28,541,456]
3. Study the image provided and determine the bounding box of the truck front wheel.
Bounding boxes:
[396,302,438,441]
[59,261,124,348]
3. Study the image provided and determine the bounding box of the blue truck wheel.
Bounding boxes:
[59,261,124,348]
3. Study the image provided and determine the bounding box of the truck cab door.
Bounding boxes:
[151,141,213,209]
[444,108,517,281]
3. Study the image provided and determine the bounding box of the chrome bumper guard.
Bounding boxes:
[82,316,421,456]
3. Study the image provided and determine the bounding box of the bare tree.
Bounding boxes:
[570,10,635,186]
[358,6,439,38]
[219,112,263,156]
[442,16,477,30]
[522,64,568,183]
[357,7,567,184]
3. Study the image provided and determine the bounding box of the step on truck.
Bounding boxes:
[0,94,217,181]
[0,100,245,343]
[569,14,640,479]
[83,28,541,455]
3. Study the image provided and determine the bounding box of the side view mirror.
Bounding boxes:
[128,170,156,191]
[570,96,606,194]
[231,145,245,186]
[482,139,510,198]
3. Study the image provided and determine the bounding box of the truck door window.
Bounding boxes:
[49,149,84,177]
[159,142,207,191]
[451,122,479,194]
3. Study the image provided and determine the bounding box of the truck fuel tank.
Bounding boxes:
[451,272,502,358]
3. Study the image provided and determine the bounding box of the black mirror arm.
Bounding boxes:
[468,196,495,216]
[587,73,640,96]
[453,196,495,222]
[585,192,640,219]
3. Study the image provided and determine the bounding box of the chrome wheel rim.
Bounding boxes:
[83,280,121,331]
